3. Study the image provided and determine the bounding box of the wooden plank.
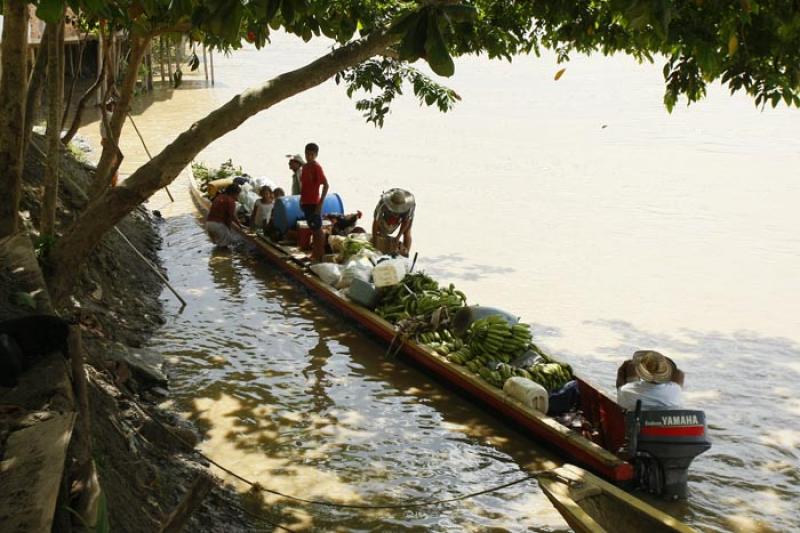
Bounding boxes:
[0,413,77,533]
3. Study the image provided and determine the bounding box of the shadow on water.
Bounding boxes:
[419,253,516,282]
[150,213,798,532]
[152,214,567,532]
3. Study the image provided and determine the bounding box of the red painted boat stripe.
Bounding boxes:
[641,425,705,437]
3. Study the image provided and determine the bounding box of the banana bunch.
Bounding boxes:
[526,361,574,392]
[446,345,475,365]
[419,328,464,356]
[466,316,532,361]
[376,273,467,324]
[376,272,436,322]
[404,285,466,317]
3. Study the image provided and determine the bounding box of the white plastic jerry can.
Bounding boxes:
[503,376,549,413]
[372,258,408,288]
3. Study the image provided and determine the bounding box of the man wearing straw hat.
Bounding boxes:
[286,153,306,196]
[372,188,416,256]
[616,350,684,411]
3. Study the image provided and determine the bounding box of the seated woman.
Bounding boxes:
[371,188,415,256]
[616,350,684,411]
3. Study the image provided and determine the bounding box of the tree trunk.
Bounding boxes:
[62,31,88,129]
[62,38,107,145]
[47,30,397,301]
[0,0,29,239]
[41,16,66,236]
[88,33,150,200]
[23,23,53,163]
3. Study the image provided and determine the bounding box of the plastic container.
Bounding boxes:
[347,278,379,309]
[272,193,345,235]
[452,306,519,338]
[372,258,407,288]
[503,377,549,413]
[297,220,331,250]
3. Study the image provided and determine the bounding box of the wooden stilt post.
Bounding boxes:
[96,35,104,105]
[202,45,208,83]
[145,43,153,92]
[209,48,215,86]
[165,38,173,87]
[158,37,166,83]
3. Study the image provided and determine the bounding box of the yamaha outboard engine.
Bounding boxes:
[625,402,711,499]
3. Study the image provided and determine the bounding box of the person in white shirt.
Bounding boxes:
[616,350,684,411]
[250,185,274,231]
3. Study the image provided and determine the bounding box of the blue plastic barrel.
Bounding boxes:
[272,193,345,235]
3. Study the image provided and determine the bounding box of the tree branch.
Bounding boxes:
[48,28,398,301]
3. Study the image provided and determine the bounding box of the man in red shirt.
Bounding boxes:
[299,142,329,261]
[206,184,242,247]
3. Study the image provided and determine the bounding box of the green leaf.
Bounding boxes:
[398,13,426,61]
[424,13,454,77]
[266,0,281,22]
[36,0,65,24]
[440,5,478,23]
[282,0,296,25]
[223,3,244,43]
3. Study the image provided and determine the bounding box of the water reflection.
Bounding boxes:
[151,214,567,532]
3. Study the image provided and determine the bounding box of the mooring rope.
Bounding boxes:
[138,397,545,511]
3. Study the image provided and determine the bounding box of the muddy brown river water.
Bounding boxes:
[79,32,799,531]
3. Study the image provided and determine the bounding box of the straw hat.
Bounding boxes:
[381,188,415,214]
[286,154,306,165]
[632,350,673,383]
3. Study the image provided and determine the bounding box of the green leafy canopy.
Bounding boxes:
[16,0,800,121]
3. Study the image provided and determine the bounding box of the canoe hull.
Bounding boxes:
[189,176,634,482]
[539,465,698,533]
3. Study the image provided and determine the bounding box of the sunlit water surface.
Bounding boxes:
[76,32,800,532]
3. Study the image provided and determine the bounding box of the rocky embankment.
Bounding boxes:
[0,136,253,531]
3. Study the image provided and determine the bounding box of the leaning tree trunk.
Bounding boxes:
[0,0,29,239]
[61,30,88,129]
[88,33,150,200]
[62,34,108,146]
[47,29,397,302]
[23,23,53,163]
[41,15,66,236]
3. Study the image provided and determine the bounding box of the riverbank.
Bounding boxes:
[0,135,258,532]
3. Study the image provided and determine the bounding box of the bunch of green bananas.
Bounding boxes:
[376,273,467,324]
[446,345,475,365]
[465,315,532,361]
[419,328,464,356]
[526,362,574,392]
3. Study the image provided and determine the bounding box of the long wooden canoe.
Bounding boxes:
[538,464,698,533]
[189,175,634,483]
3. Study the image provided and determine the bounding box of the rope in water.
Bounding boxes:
[141,398,545,510]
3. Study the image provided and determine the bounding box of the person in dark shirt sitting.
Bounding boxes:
[206,184,242,247]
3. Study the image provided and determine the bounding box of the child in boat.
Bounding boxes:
[250,185,274,231]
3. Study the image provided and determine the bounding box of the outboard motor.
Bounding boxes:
[625,401,711,499]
